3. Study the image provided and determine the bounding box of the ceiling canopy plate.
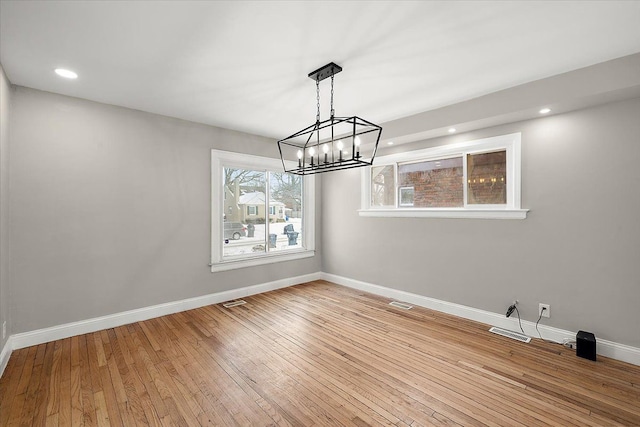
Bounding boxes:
[308,62,343,82]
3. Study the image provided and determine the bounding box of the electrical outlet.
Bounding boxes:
[2,321,5,340]
[539,303,550,318]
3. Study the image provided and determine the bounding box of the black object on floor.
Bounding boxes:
[576,330,596,361]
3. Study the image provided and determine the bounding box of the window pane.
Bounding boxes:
[223,168,266,257]
[399,187,414,206]
[371,165,395,207]
[467,151,506,205]
[269,172,303,252]
[398,157,463,207]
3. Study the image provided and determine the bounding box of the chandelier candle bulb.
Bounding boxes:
[309,147,315,167]
[354,136,361,159]
[337,140,344,162]
[322,144,329,163]
[297,150,303,168]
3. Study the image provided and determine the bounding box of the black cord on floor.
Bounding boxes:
[535,310,559,344]
[535,311,544,339]
[514,305,525,335]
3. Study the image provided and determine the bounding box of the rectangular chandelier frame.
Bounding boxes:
[278,116,382,176]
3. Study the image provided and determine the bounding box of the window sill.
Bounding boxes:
[358,208,529,220]
[210,249,315,272]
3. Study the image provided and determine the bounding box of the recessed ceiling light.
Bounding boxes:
[448,128,456,133]
[54,68,78,79]
[539,108,551,114]
[387,141,394,145]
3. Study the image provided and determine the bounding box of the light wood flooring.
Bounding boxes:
[1,280,639,426]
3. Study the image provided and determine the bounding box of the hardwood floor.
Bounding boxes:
[1,281,639,426]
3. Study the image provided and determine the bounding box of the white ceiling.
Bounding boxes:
[1,1,640,140]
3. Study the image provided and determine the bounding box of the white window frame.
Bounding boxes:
[359,133,528,219]
[247,205,258,216]
[211,150,315,272]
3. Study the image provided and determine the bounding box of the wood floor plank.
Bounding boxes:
[2,280,639,426]
[30,340,56,426]
[93,390,111,427]
[70,350,84,426]
[45,339,63,420]
[70,335,85,426]
[126,324,172,422]
[0,347,30,426]
[58,338,72,426]
[78,334,98,427]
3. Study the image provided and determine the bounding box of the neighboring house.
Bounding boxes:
[223,181,241,222]
[234,191,286,223]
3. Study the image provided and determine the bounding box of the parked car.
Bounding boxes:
[224,222,247,240]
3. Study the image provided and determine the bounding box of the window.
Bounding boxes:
[211,150,315,271]
[398,157,463,207]
[371,165,395,207]
[360,133,528,219]
[467,151,507,205]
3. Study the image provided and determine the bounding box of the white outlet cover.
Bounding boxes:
[539,303,551,318]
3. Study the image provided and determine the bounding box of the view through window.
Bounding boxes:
[467,151,507,205]
[398,157,464,207]
[223,168,303,258]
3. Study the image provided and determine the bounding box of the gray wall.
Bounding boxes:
[5,78,640,350]
[0,65,11,350]
[9,86,321,334]
[322,97,640,348]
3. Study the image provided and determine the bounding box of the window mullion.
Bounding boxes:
[217,164,224,263]
[462,152,469,208]
[394,163,399,208]
[506,145,513,208]
[265,171,270,252]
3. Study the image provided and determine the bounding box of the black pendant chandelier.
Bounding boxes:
[278,62,382,175]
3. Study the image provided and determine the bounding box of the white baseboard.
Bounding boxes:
[9,272,322,352]
[320,272,640,367]
[0,336,13,378]
[2,270,638,378]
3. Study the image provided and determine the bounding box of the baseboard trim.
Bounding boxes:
[3,271,638,372]
[10,272,322,352]
[0,336,13,378]
[320,272,640,366]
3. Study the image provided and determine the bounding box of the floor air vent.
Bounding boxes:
[222,299,247,308]
[489,327,531,343]
[389,301,413,310]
